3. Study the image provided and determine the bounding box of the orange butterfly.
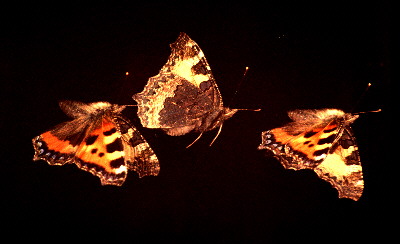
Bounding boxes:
[258,108,376,201]
[32,100,160,186]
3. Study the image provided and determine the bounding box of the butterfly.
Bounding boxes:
[258,108,364,201]
[32,100,160,186]
[133,32,238,147]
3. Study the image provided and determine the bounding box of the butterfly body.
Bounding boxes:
[32,101,160,186]
[258,108,363,201]
[133,32,237,139]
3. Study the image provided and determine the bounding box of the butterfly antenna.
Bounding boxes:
[186,132,204,148]
[354,108,382,115]
[236,108,262,112]
[227,66,249,108]
[350,82,372,113]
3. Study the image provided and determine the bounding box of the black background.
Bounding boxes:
[3,1,392,242]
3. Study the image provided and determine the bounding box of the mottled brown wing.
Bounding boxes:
[133,32,224,135]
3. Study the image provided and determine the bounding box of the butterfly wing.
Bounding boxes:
[113,116,160,178]
[314,127,363,201]
[259,117,342,170]
[32,101,95,166]
[33,120,84,166]
[72,117,128,186]
[133,32,224,136]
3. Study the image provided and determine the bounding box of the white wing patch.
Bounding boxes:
[171,55,209,87]
[315,145,361,180]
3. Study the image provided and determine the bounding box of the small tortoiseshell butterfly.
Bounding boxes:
[133,32,238,146]
[32,100,160,186]
[258,108,364,201]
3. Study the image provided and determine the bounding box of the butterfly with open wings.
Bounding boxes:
[32,100,160,186]
[258,108,367,201]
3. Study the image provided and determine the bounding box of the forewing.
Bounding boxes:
[32,119,86,166]
[72,117,128,186]
[259,118,342,170]
[133,33,222,133]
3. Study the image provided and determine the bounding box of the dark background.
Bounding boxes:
[3,1,392,242]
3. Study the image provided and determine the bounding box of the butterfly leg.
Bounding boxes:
[186,132,204,148]
[209,124,223,147]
